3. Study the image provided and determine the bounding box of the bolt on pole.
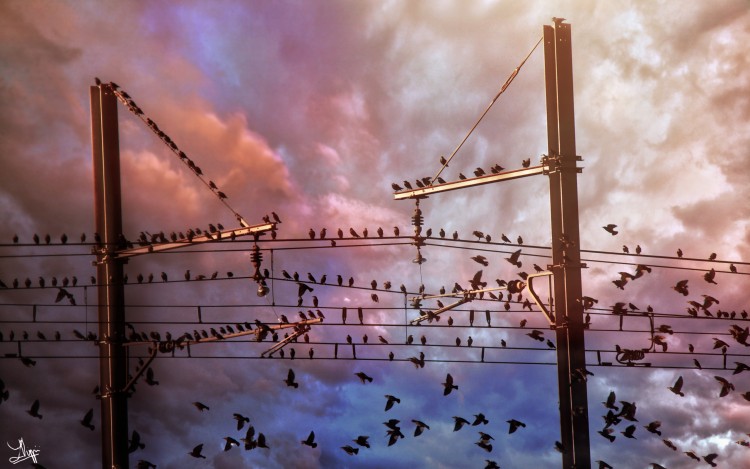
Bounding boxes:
[544,20,591,468]
[91,84,129,469]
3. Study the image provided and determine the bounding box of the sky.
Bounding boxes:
[1,0,750,468]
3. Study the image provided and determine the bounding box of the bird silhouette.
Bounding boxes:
[352,435,370,448]
[412,419,430,436]
[668,376,685,396]
[602,224,618,235]
[301,430,317,448]
[644,421,662,436]
[714,376,734,397]
[384,394,401,411]
[507,419,526,433]
[234,413,250,431]
[453,416,470,431]
[80,408,95,431]
[27,399,42,419]
[284,369,299,388]
[442,373,458,395]
[341,445,359,455]
[355,372,373,383]
[189,443,206,458]
[192,401,209,412]
[128,430,145,453]
[703,453,718,467]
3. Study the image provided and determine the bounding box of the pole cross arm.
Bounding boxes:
[113,222,276,259]
[393,165,546,200]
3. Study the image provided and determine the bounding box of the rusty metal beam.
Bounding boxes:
[393,165,546,200]
[114,223,275,259]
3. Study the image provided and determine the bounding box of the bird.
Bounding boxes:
[347,435,369,449]
[192,401,209,412]
[284,369,299,388]
[341,445,359,455]
[621,424,637,439]
[189,443,206,458]
[662,438,677,451]
[598,428,615,442]
[234,413,250,430]
[223,436,241,451]
[301,430,317,448]
[505,249,522,267]
[704,268,717,284]
[128,430,146,453]
[384,394,401,411]
[80,408,95,431]
[668,375,684,396]
[27,399,42,419]
[714,375,734,397]
[453,416,470,431]
[442,373,458,395]
[472,413,489,426]
[644,421,662,436]
[507,419,526,433]
[603,224,618,235]
[412,419,430,436]
[703,453,718,467]
[355,372,373,383]
[145,367,159,386]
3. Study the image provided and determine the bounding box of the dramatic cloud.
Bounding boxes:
[1,1,749,468]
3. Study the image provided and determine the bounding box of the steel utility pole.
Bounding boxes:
[544,20,591,468]
[393,19,591,468]
[91,84,128,469]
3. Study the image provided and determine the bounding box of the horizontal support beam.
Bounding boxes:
[114,223,275,259]
[393,165,546,200]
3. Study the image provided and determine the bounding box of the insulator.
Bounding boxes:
[411,208,423,227]
[251,244,263,268]
[507,279,526,294]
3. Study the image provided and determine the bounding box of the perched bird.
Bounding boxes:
[442,373,458,396]
[301,431,317,448]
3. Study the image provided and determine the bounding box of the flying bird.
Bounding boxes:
[384,394,401,411]
[668,376,684,396]
[301,431,317,448]
[355,372,373,383]
[714,375,734,397]
[192,401,209,412]
[189,443,206,458]
[507,419,526,434]
[284,369,299,388]
[442,373,458,396]
[602,224,618,235]
[453,416,470,431]
[27,399,42,419]
[80,408,95,431]
[412,419,430,436]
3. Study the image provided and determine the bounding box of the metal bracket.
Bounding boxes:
[122,343,158,394]
[525,271,556,326]
[262,324,311,357]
